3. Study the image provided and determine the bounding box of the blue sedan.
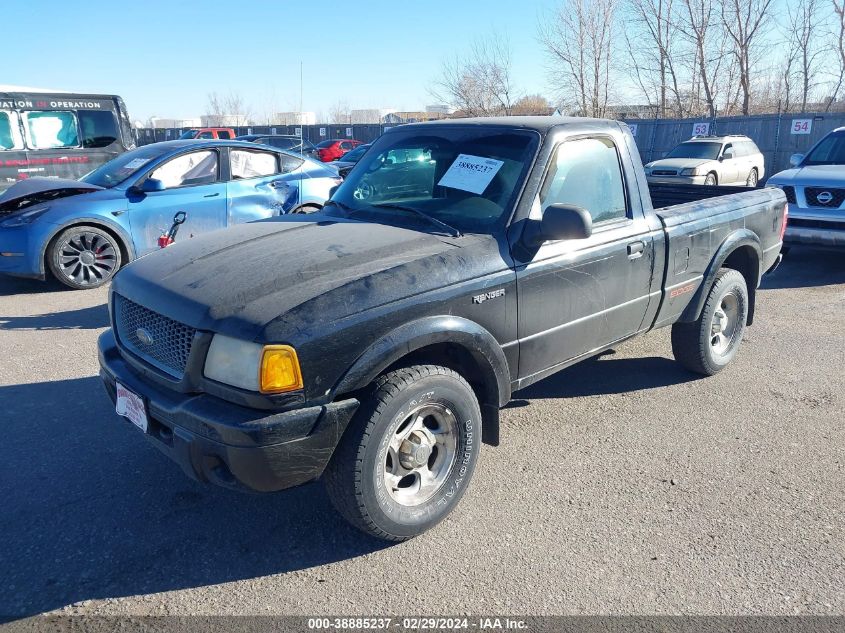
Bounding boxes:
[0,140,341,289]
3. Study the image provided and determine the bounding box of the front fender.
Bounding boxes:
[333,316,512,446]
[680,229,761,324]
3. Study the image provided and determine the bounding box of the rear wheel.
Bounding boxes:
[745,168,758,187]
[324,365,482,541]
[704,172,718,186]
[671,268,748,375]
[47,225,122,290]
[292,204,321,214]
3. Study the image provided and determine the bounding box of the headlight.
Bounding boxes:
[680,167,704,176]
[0,206,50,228]
[204,334,303,393]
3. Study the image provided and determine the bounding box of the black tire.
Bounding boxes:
[671,268,748,376]
[704,172,718,186]
[745,168,758,187]
[324,365,482,541]
[47,225,122,290]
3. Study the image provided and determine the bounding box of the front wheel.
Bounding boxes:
[47,225,122,289]
[704,172,718,186]
[324,365,482,541]
[671,268,749,376]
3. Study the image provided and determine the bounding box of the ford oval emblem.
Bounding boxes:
[817,191,834,205]
[136,328,154,346]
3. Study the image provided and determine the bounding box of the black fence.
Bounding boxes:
[135,124,392,146]
[136,111,845,177]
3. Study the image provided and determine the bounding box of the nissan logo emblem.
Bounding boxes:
[817,191,834,205]
[136,328,154,346]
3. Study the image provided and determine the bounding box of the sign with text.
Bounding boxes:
[790,119,812,135]
[271,127,277,135]
[319,127,326,137]
[692,122,710,136]
[437,154,504,194]
[627,123,638,137]
[346,127,353,137]
[295,127,302,136]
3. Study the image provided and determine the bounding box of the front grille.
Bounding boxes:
[114,294,196,378]
[789,218,845,231]
[805,187,845,208]
[653,170,678,176]
[782,186,796,204]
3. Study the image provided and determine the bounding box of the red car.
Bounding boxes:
[316,138,362,162]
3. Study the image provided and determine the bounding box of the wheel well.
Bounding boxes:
[722,245,759,325]
[383,342,500,446]
[292,203,322,213]
[44,222,130,279]
[707,171,718,183]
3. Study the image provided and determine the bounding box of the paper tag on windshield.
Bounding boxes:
[437,154,504,195]
[122,158,150,171]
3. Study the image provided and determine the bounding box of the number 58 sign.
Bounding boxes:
[791,119,812,135]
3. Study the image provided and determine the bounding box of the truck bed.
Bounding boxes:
[648,182,758,210]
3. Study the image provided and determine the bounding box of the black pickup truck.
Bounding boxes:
[98,117,786,541]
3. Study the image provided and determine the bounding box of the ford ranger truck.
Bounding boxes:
[98,117,787,541]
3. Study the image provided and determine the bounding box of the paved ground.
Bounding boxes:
[1,247,843,620]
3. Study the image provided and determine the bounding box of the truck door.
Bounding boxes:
[515,136,655,379]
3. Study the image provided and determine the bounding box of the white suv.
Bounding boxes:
[644,135,765,187]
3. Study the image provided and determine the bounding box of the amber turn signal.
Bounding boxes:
[259,345,303,394]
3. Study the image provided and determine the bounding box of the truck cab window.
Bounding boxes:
[22,111,79,149]
[540,137,627,224]
[0,111,23,150]
[78,110,119,148]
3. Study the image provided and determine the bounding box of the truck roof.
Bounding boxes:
[395,115,622,134]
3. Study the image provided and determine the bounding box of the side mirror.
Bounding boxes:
[789,153,804,167]
[526,204,593,246]
[141,178,165,193]
[721,148,734,161]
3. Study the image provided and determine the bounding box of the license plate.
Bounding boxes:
[115,382,148,433]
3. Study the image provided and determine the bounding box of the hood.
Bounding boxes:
[112,216,485,341]
[0,177,103,214]
[647,158,712,172]
[767,164,845,188]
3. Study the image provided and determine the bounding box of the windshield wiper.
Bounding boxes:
[370,203,462,238]
[323,198,355,212]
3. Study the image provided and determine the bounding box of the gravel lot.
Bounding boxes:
[1,247,843,620]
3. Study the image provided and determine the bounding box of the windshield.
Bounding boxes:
[803,132,845,166]
[666,141,722,160]
[80,144,172,187]
[327,127,539,233]
[178,130,197,139]
[316,140,335,148]
[340,145,369,162]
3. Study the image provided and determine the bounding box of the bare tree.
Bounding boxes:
[720,0,775,115]
[328,100,351,124]
[675,0,731,117]
[827,0,845,110]
[540,0,618,117]
[624,0,686,117]
[778,0,827,112]
[511,94,552,114]
[205,91,251,126]
[430,34,517,116]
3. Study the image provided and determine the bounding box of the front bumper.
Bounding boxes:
[785,222,845,247]
[98,329,359,493]
[646,175,707,185]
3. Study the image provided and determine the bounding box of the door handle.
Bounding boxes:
[627,241,645,259]
[203,192,220,198]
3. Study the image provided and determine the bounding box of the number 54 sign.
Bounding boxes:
[791,119,812,135]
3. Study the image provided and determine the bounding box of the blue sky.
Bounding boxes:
[6,0,553,122]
